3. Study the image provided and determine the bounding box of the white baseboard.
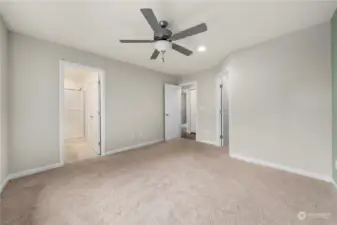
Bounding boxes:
[106,139,164,156]
[2,140,161,192]
[2,139,161,188]
[7,163,63,181]
[333,180,337,190]
[230,153,331,183]
[0,177,10,194]
[198,140,219,146]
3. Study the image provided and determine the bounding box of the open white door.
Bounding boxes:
[165,84,181,140]
[85,75,101,155]
[221,77,229,146]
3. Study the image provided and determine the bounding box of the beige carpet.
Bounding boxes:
[1,139,337,225]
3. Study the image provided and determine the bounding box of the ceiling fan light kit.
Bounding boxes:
[154,40,171,62]
[120,8,208,62]
[154,40,171,52]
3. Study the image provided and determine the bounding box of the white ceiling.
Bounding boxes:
[0,0,336,75]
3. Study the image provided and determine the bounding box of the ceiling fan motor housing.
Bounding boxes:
[154,20,172,40]
[159,20,169,28]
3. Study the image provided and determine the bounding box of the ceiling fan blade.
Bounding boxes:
[120,40,155,43]
[172,43,193,56]
[169,23,207,41]
[140,8,162,33]
[150,49,160,59]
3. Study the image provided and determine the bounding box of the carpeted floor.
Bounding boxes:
[1,139,337,225]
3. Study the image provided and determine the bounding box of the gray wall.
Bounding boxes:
[5,22,333,180]
[228,23,331,178]
[0,16,8,187]
[8,33,178,174]
[181,23,332,178]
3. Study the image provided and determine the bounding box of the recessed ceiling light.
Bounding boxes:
[197,45,207,52]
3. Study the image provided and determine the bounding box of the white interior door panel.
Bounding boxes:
[165,84,181,140]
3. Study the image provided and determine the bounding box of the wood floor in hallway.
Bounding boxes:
[64,138,98,163]
[1,139,337,225]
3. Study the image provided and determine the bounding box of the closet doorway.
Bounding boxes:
[180,82,197,141]
[59,61,105,164]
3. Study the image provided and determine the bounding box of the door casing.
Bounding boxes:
[59,60,106,165]
[179,81,198,139]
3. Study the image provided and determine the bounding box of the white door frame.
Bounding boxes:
[179,81,198,139]
[216,70,230,147]
[59,60,106,165]
[189,89,197,133]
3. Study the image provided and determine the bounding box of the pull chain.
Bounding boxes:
[161,51,165,63]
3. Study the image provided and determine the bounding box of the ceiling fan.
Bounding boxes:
[119,8,208,62]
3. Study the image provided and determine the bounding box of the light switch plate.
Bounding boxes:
[335,160,337,170]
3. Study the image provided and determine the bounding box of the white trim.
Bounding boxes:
[106,139,163,156]
[216,70,230,147]
[198,140,218,146]
[179,81,198,140]
[59,60,107,165]
[0,177,10,194]
[1,138,159,190]
[215,76,221,147]
[333,180,337,190]
[59,61,65,165]
[185,91,191,133]
[7,163,63,181]
[1,163,63,193]
[230,153,332,183]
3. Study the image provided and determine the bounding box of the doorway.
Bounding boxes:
[59,61,105,164]
[180,83,197,141]
[164,82,197,141]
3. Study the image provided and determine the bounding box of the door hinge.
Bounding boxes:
[98,141,101,146]
[220,84,223,88]
[220,135,223,139]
